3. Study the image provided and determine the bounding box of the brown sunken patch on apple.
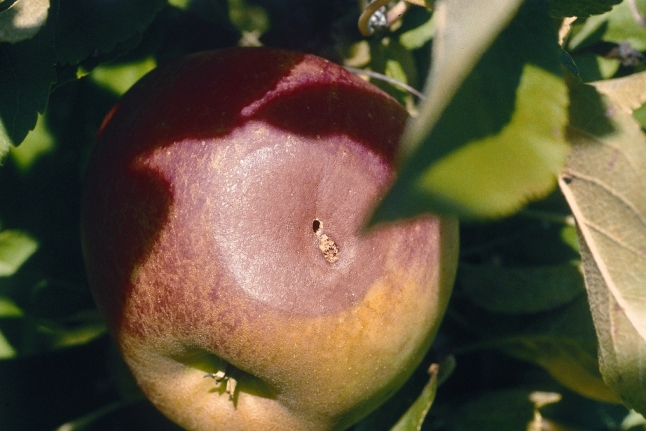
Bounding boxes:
[130,119,396,316]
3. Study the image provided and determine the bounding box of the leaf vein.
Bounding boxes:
[568,168,646,231]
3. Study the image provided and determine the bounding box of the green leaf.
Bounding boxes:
[453,293,617,403]
[0,5,56,155]
[0,329,16,359]
[9,113,54,170]
[572,53,620,83]
[399,11,434,51]
[54,0,166,66]
[434,389,537,431]
[89,57,157,96]
[400,0,524,152]
[366,36,420,103]
[548,0,621,18]
[390,364,439,431]
[559,73,646,414]
[459,262,585,314]
[496,296,620,404]
[0,0,49,43]
[0,230,38,277]
[0,296,23,317]
[373,1,569,221]
[568,0,646,52]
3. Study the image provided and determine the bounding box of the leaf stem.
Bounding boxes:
[344,66,425,99]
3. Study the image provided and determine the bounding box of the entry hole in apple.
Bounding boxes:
[313,219,321,234]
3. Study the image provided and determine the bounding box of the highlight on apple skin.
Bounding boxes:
[80,47,459,431]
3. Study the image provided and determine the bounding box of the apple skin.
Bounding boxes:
[81,47,458,431]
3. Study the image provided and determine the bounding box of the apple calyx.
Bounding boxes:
[204,366,238,401]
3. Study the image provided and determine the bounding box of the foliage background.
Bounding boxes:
[2,0,646,430]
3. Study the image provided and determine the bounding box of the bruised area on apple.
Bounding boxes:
[81,47,459,431]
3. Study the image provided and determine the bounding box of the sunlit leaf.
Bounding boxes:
[0,329,16,359]
[524,299,619,404]
[577,235,646,411]
[459,262,585,314]
[390,364,439,431]
[634,103,646,129]
[400,0,523,153]
[572,53,620,83]
[363,37,420,108]
[548,0,621,18]
[559,73,646,413]
[89,57,157,96]
[501,334,620,404]
[399,11,434,51]
[621,410,646,429]
[168,0,190,9]
[404,0,433,7]
[0,230,38,277]
[9,113,54,170]
[49,310,107,349]
[0,296,23,317]
[527,392,563,431]
[593,72,646,114]
[373,1,568,220]
[0,0,49,43]
[568,0,646,52]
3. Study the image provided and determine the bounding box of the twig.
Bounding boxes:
[344,66,425,99]
[358,0,392,36]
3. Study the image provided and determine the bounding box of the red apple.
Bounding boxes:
[81,47,458,431]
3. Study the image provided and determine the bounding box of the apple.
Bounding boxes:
[81,47,458,431]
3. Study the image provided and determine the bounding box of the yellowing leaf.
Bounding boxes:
[559,73,646,413]
[577,235,646,410]
[593,72,646,114]
[501,335,620,404]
